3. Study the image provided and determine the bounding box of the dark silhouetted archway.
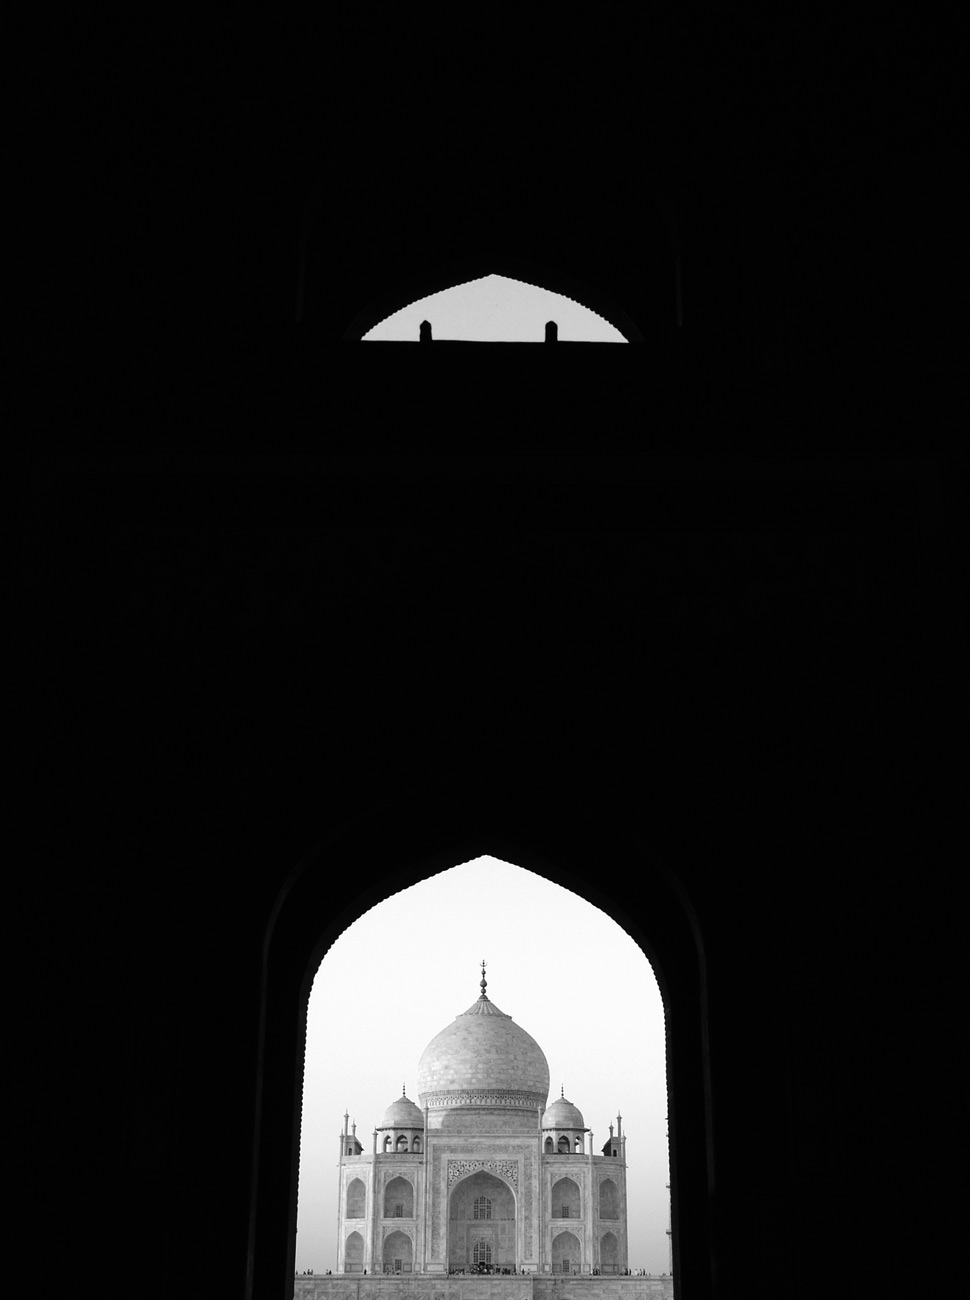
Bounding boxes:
[247,787,713,1298]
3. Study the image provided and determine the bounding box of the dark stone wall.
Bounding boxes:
[13,11,966,1300]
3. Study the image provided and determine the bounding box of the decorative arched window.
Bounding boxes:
[473,1240,492,1266]
[395,1134,408,1151]
[552,1230,581,1275]
[382,1135,391,1152]
[599,1178,619,1220]
[382,1230,413,1272]
[544,1136,554,1153]
[473,1195,492,1220]
[552,1177,581,1220]
[557,1135,570,1153]
[412,1136,422,1152]
[384,1176,414,1218]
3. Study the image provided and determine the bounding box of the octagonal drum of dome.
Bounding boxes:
[417,986,550,1131]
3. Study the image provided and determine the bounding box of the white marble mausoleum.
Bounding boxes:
[335,967,629,1277]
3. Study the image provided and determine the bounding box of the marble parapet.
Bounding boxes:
[293,1276,674,1300]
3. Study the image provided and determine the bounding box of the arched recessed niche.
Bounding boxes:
[346,1178,365,1219]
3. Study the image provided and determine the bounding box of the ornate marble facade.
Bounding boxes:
[336,972,628,1276]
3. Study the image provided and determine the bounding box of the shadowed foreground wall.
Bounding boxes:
[13,11,966,1300]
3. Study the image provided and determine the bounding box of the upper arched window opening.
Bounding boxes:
[362,275,628,343]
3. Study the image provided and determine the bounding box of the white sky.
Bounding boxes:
[362,274,628,342]
[296,856,669,1275]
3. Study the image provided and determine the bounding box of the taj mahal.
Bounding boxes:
[336,963,627,1277]
[294,966,673,1298]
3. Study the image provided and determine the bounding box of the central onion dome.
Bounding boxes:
[417,966,549,1115]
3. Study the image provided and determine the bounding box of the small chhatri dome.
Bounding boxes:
[378,1088,425,1130]
[417,963,550,1110]
[541,1093,586,1130]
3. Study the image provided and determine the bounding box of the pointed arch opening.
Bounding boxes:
[600,1230,620,1274]
[344,254,646,344]
[384,1175,414,1219]
[344,1231,364,1273]
[449,1170,516,1273]
[382,1229,413,1273]
[300,168,683,343]
[297,855,667,1280]
[250,800,712,1298]
[552,1230,582,1275]
[552,1176,581,1219]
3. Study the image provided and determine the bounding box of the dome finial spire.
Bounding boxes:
[480,959,488,997]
